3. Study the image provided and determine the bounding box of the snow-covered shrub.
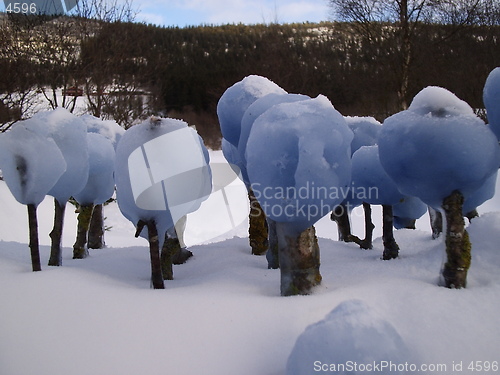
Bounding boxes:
[72,133,116,259]
[217,75,286,148]
[217,76,286,256]
[351,145,403,259]
[73,133,115,207]
[379,86,500,288]
[0,122,66,271]
[483,67,500,141]
[286,300,414,375]
[345,116,381,155]
[246,95,353,295]
[23,108,90,266]
[115,117,211,288]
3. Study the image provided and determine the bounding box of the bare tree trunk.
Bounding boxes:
[276,223,321,296]
[48,199,66,266]
[88,203,105,249]
[442,190,471,289]
[360,202,375,249]
[27,204,41,272]
[429,206,443,239]
[331,204,362,246]
[73,204,94,259]
[382,205,400,260]
[248,189,268,255]
[147,221,165,289]
[266,219,279,269]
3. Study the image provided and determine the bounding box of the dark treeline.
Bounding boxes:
[2,16,500,148]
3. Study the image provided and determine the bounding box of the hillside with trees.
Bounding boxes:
[1,13,500,148]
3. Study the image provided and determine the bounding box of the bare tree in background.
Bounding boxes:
[328,0,498,110]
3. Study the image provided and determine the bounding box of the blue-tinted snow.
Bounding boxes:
[80,114,125,149]
[345,116,381,155]
[286,300,414,375]
[217,75,286,147]
[0,123,66,206]
[24,108,89,204]
[350,145,404,206]
[379,86,499,208]
[73,133,115,206]
[483,67,500,141]
[246,95,353,231]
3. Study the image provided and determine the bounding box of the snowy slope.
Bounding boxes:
[1,150,500,375]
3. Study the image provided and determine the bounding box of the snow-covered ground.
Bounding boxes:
[1,150,500,375]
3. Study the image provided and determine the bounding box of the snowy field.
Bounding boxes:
[1,149,500,375]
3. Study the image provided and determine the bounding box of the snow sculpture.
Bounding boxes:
[379,86,500,288]
[246,95,353,295]
[286,300,414,375]
[72,133,115,259]
[0,123,66,271]
[24,108,89,266]
[483,67,500,141]
[115,117,211,289]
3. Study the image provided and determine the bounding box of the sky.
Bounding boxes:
[1,0,332,27]
[134,0,331,27]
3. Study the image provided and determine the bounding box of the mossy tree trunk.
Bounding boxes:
[248,189,268,255]
[276,223,322,296]
[73,204,94,259]
[442,190,471,289]
[88,203,105,249]
[27,204,41,272]
[266,219,279,269]
[48,199,66,266]
[382,205,400,260]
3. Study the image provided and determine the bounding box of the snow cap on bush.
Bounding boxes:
[0,123,66,206]
[73,133,115,206]
[24,108,89,204]
[246,95,353,231]
[379,86,499,208]
[483,67,500,141]
[217,75,286,147]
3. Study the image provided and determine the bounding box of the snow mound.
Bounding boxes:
[286,299,414,375]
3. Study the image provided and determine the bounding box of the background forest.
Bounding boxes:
[1,13,500,148]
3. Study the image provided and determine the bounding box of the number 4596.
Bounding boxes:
[5,3,37,14]
[468,361,499,372]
